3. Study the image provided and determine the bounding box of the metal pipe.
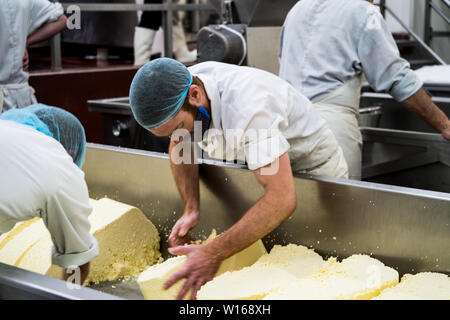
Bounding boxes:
[50,33,62,70]
[383,5,446,65]
[163,0,174,59]
[430,1,450,25]
[59,3,214,12]
[425,0,432,45]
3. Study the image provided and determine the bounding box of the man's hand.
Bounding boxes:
[401,88,450,140]
[23,47,29,72]
[163,244,222,300]
[169,211,199,247]
[442,122,450,141]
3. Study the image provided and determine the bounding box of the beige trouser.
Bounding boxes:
[0,83,37,113]
[313,76,364,180]
[291,126,349,179]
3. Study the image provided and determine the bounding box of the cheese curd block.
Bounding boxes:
[0,218,50,266]
[83,198,161,284]
[197,264,298,300]
[138,239,267,300]
[15,235,63,279]
[254,244,330,278]
[264,254,399,300]
[197,244,329,300]
[373,272,450,300]
[1,198,161,285]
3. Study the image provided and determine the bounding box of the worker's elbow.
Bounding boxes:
[58,14,68,30]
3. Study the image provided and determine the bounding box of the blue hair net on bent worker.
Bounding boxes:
[129,57,193,129]
[1,104,87,168]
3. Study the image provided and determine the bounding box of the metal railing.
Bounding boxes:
[48,0,215,70]
[378,1,446,65]
[424,0,450,45]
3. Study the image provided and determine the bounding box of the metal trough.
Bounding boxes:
[1,144,448,299]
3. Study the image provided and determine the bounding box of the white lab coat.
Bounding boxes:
[0,120,98,268]
[188,62,348,178]
[0,0,63,112]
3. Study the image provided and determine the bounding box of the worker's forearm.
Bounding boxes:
[401,88,450,133]
[169,140,200,212]
[205,189,295,261]
[26,15,67,47]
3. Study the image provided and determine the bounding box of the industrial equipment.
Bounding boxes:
[197,0,298,74]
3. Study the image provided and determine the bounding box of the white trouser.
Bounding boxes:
[313,76,363,180]
[0,82,37,113]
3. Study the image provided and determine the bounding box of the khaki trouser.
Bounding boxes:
[292,126,349,179]
[313,76,364,180]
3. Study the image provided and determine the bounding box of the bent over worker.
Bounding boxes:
[279,0,450,180]
[129,58,348,299]
[0,0,67,113]
[0,104,98,284]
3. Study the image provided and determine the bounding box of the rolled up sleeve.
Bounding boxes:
[358,9,422,102]
[29,0,64,35]
[44,170,99,268]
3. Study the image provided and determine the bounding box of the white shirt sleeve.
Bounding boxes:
[222,89,291,171]
[28,0,64,35]
[357,8,422,102]
[44,166,99,268]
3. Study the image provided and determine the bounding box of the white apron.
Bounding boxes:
[198,124,349,179]
[0,82,37,113]
[313,76,364,180]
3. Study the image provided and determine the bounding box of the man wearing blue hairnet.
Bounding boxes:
[0,104,98,284]
[129,58,348,299]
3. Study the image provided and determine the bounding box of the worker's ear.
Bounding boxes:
[187,85,203,107]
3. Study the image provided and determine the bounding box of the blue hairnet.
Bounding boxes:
[1,104,87,168]
[129,57,193,129]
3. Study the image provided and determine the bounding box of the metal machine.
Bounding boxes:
[0,144,448,299]
[197,0,297,74]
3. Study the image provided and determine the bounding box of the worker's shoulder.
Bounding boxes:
[348,1,382,20]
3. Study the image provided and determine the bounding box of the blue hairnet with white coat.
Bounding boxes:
[129,58,193,129]
[1,104,87,168]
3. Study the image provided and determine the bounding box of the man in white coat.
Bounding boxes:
[129,58,348,299]
[0,104,98,284]
[279,0,450,180]
[0,0,67,113]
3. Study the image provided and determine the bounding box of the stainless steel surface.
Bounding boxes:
[360,92,450,133]
[0,263,121,300]
[246,26,281,74]
[359,106,382,127]
[361,127,449,174]
[84,143,450,279]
